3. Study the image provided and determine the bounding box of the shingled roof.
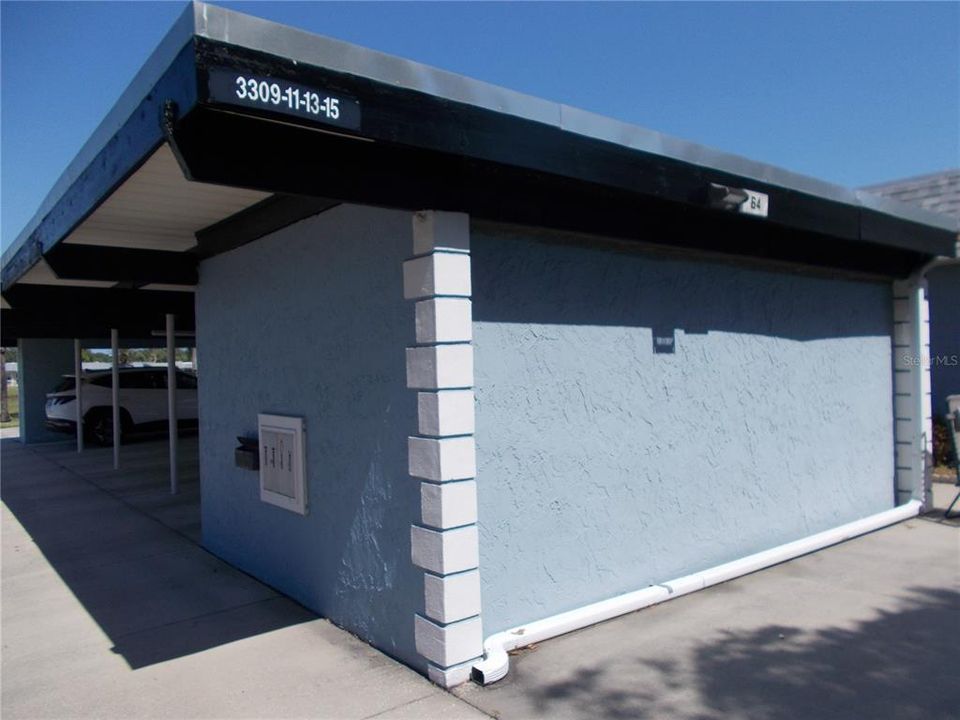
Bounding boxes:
[863,169,960,220]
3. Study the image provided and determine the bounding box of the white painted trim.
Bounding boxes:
[405,210,482,688]
[424,569,482,623]
[410,524,479,575]
[403,253,472,299]
[415,297,473,344]
[413,210,470,255]
[406,344,474,390]
[427,660,476,688]
[415,614,483,667]
[418,390,475,437]
[409,436,477,481]
[892,279,933,507]
[421,480,478,529]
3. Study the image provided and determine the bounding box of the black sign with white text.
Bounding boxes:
[207,68,361,131]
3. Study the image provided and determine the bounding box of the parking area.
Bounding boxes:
[3,434,958,719]
[453,483,960,720]
[0,437,488,719]
[23,434,202,541]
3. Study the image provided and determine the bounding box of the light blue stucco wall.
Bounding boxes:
[17,338,74,443]
[471,229,896,635]
[928,265,960,413]
[196,205,423,670]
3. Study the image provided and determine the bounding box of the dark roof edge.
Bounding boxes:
[193,2,957,236]
[0,2,200,270]
[2,0,956,282]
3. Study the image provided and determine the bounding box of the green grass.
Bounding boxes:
[1,385,19,429]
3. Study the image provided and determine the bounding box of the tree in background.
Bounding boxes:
[79,348,193,365]
[81,350,111,362]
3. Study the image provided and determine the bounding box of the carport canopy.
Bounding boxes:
[2,1,957,345]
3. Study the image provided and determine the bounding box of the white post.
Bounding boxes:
[111,328,120,470]
[166,314,178,495]
[74,339,84,453]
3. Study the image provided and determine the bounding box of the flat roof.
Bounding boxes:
[2,1,957,328]
[191,3,955,235]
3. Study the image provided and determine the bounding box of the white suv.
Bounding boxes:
[45,367,198,445]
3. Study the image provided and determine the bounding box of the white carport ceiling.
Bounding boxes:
[63,144,270,252]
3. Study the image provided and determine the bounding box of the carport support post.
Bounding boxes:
[111,328,120,470]
[17,339,75,444]
[74,339,83,452]
[166,314,178,495]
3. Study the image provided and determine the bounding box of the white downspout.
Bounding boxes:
[472,500,921,685]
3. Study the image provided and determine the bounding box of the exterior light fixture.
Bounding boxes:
[707,183,749,211]
[707,183,770,217]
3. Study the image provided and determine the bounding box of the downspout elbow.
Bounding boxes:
[471,632,511,685]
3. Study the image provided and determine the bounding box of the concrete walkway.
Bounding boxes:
[453,484,960,720]
[1,438,489,720]
[5,435,958,719]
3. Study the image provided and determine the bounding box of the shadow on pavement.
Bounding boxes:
[1,438,316,669]
[526,586,960,720]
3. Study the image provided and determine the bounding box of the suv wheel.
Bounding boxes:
[85,408,131,447]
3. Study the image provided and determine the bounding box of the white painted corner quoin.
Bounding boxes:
[404,210,483,688]
[891,278,933,508]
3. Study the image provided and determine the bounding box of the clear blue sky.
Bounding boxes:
[2,1,957,252]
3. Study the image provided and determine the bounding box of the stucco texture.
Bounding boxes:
[471,229,896,635]
[927,264,960,413]
[196,205,423,670]
[17,338,74,443]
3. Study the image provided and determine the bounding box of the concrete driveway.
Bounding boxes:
[1,438,489,720]
[453,483,960,720]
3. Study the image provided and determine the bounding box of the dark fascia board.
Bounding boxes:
[188,36,955,260]
[190,2,957,238]
[193,194,340,259]
[45,245,198,285]
[176,56,947,277]
[0,286,196,345]
[2,0,956,294]
[172,106,928,279]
